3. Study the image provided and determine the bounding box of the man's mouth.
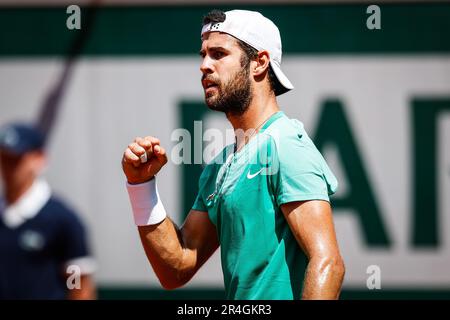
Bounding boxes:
[205,85,218,93]
[202,79,219,90]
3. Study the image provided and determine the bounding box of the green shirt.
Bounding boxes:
[192,111,338,300]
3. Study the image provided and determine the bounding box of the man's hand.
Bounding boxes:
[122,136,168,184]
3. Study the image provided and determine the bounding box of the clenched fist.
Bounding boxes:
[122,136,168,184]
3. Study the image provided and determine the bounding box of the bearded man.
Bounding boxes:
[122,9,345,300]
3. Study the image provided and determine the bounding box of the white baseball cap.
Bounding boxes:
[201,9,294,96]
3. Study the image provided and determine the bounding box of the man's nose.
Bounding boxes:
[200,56,214,75]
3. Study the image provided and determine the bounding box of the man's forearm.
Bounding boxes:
[301,256,345,300]
[138,218,194,289]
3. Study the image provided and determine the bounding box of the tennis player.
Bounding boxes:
[122,9,345,300]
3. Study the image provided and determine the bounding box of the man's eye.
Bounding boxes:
[214,51,225,59]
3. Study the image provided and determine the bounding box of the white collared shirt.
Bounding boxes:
[1,179,51,229]
[0,179,96,275]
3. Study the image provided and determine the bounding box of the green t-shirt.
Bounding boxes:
[192,111,338,300]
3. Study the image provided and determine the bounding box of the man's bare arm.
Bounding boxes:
[122,136,219,289]
[138,210,219,290]
[281,200,345,299]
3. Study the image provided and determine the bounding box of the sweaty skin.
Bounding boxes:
[281,200,345,299]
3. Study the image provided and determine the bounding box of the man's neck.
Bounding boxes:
[226,92,279,150]
[4,179,34,206]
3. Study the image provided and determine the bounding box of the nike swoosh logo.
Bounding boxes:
[247,168,263,179]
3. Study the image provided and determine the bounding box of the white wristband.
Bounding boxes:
[126,178,167,226]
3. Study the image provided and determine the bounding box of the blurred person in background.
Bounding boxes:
[0,123,96,300]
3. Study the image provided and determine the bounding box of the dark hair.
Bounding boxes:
[202,9,226,25]
[202,9,281,95]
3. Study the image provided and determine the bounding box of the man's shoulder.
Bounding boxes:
[265,113,307,138]
[263,113,312,149]
[260,113,328,172]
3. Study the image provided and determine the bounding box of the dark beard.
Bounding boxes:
[204,67,252,116]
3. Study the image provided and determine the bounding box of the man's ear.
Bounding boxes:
[252,50,271,77]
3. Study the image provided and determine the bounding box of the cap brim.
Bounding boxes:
[270,61,294,96]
